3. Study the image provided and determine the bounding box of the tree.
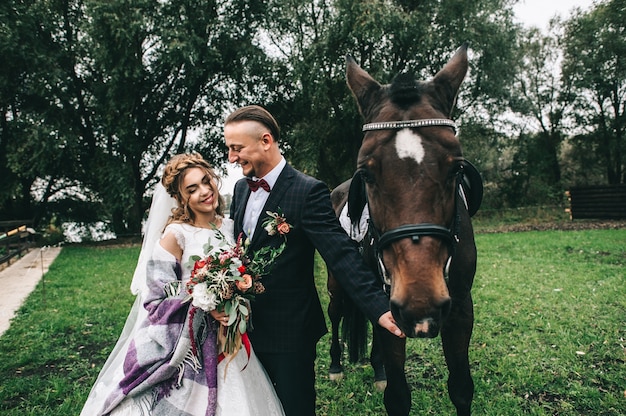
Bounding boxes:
[561,0,626,185]
[257,0,522,189]
[0,1,65,222]
[506,25,571,203]
[1,0,270,234]
[4,0,575,236]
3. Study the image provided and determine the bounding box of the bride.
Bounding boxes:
[80,153,284,416]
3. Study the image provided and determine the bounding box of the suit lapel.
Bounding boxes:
[233,180,251,238]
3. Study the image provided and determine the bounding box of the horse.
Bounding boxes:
[326,44,483,416]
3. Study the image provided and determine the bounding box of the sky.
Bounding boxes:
[513,0,595,31]
[219,0,597,195]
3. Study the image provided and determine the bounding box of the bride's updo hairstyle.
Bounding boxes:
[161,153,225,224]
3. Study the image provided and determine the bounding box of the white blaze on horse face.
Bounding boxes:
[395,128,425,164]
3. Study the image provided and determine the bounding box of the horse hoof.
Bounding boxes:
[329,372,344,382]
[374,380,387,392]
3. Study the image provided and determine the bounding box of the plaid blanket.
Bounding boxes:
[98,257,218,416]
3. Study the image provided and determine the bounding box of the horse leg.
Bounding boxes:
[375,325,410,416]
[370,325,387,391]
[327,271,344,381]
[441,293,474,416]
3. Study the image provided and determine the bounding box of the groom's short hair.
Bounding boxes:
[225,105,281,143]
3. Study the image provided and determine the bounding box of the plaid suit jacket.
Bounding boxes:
[231,164,389,353]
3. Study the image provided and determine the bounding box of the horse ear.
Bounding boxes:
[346,54,382,117]
[431,43,469,116]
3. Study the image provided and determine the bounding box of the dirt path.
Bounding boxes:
[0,247,62,337]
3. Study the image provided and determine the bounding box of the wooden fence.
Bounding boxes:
[0,220,35,269]
[565,185,626,220]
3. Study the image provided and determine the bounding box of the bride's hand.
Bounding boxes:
[209,309,230,326]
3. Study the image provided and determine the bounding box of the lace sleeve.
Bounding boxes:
[147,223,186,302]
[155,223,185,259]
[151,240,177,262]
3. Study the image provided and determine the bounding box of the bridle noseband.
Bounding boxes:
[376,223,455,252]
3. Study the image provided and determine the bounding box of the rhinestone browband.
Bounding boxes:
[362,119,457,134]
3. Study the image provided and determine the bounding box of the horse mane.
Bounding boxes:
[389,72,424,109]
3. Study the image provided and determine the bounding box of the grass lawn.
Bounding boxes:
[0,228,624,415]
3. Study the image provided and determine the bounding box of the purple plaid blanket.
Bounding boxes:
[98,258,218,415]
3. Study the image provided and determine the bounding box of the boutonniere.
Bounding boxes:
[262,208,292,237]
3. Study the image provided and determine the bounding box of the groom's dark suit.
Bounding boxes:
[230,163,390,414]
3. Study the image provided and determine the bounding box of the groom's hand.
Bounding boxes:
[378,311,405,338]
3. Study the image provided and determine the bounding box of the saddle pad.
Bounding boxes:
[339,203,369,242]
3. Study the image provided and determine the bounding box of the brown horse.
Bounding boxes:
[326,44,482,415]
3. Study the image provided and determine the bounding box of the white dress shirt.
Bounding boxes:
[243,157,286,239]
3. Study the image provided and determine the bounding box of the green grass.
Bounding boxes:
[471,205,571,233]
[1,229,625,415]
[0,246,138,415]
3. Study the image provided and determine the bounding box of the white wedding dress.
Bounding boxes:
[81,218,284,416]
[168,221,284,416]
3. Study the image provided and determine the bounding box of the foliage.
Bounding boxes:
[0,1,68,223]
[561,0,626,185]
[0,246,138,414]
[1,227,625,414]
[262,0,521,187]
[1,0,624,236]
[0,0,270,234]
[506,26,567,201]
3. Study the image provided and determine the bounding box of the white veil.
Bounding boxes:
[130,183,178,297]
[80,183,178,415]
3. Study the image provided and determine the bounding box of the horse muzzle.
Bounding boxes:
[391,296,451,338]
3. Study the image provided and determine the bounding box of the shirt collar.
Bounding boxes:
[255,157,285,190]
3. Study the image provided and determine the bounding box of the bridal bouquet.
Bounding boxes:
[185,225,287,356]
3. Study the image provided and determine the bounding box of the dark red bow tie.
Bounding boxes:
[246,178,271,192]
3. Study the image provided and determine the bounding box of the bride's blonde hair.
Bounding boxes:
[161,153,225,224]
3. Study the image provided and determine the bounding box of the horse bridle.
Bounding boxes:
[364,168,467,286]
[362,118,458,134]
[360,118,465,286]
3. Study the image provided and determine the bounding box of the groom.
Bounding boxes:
[224,105,403,416]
